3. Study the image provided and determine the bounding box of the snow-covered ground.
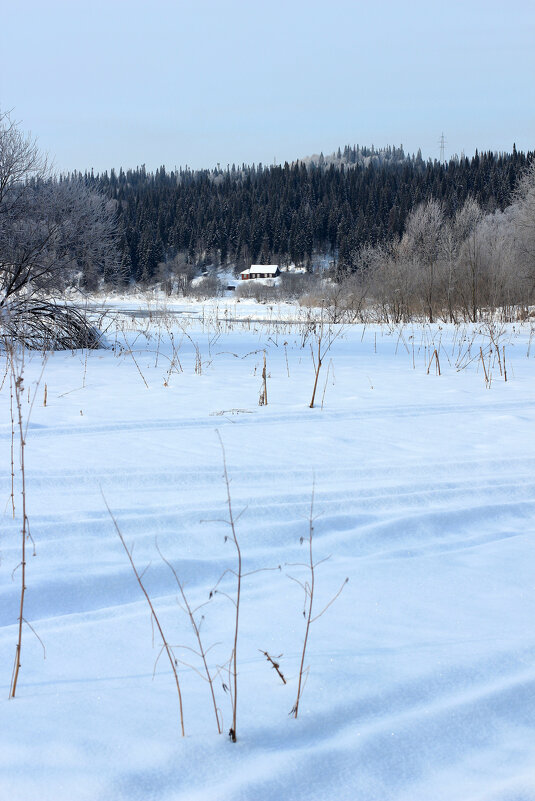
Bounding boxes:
[1,304,535,801]
[70,291,309,322]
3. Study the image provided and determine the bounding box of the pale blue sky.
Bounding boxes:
[1,0,534,173]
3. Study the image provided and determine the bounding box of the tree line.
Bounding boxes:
[78,145,532,284]
[2,103,534,349]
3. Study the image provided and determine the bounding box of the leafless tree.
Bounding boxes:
[453,198,484,321]
[0,110,119,348]
[513,161,535,300]
[157,252,195,295]
[399,199,444,322]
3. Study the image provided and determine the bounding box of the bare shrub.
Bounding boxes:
[156,252,195,296]
[2,300,104,350]
[278,271,317,300]
[235,280,279,303]
[189,274,222,300]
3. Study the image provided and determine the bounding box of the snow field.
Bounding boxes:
[1,308,535,800]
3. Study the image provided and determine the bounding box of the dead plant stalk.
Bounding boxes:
[259,650,287,684]
[259,351,268,405]
[309,314,342,408]
[103,494,185,736]
[216,431,241,742]
[290,484,348,718]
[9,353,29,698]
[262,351,268,405]
[426,348,441,376]
[156,543,222,734]
[9,366,15,518]
[480,346,489,386]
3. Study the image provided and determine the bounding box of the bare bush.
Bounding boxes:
[278,271,317,299]
[235,280,279,303]
[1,300,104,350]
[189,274,222,300]
[156,252,195,296]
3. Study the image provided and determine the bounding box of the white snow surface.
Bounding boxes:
[1,304,535,801]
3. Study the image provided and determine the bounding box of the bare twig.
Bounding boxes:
[259,650,287,684]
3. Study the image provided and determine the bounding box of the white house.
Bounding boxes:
[240,265,281,280]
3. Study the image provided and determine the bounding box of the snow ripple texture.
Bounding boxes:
[1,310,534,801]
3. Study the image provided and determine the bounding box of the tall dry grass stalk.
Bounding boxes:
[4,338,51,698]
[480,346,489,387]
[259,351,268,405]
[288,484,348,718]
[216,431,242,742]
[8,351,28,699]
[9,364,16,518]
[104,494,186,736]
[156,542,223,734]
[309,314,343,408]
[427,348,441,376]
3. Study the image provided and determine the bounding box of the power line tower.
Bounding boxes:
[439,132,446,163]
